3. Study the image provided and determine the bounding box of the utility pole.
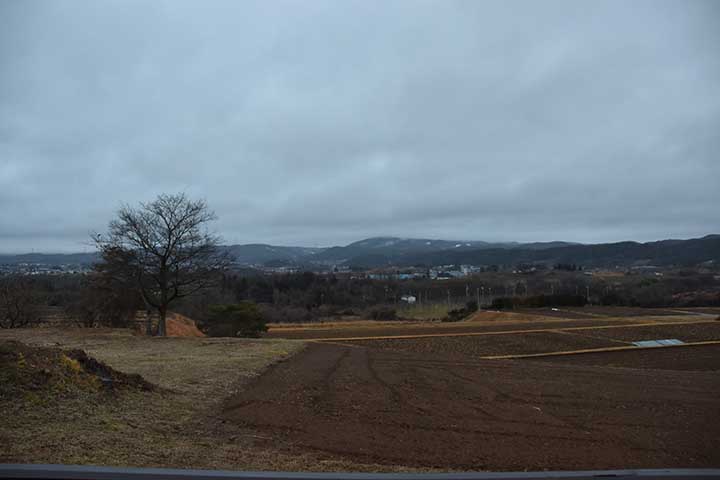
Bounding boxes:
[586,285,590,304]
[476,287,480,307]
[447,289,451,307]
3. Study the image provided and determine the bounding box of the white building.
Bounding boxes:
[400,295,417,304]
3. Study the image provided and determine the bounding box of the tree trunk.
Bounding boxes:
[157,307,167,337]
[145,308,152,336]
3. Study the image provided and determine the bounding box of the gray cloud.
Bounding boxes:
[1,0,719,252]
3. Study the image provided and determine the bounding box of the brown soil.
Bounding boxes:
[579,306,690,317]
[223,342,720,471]
[533,344,720,371]
[0,340,153,402]
[338,319,720,358]
[577,322,720,344]
[484,307,689,320]
[342,331,621,358]
[165,312,205,337]
[514,308,597,319]
[682,307,720,315]
[264,317,657,340]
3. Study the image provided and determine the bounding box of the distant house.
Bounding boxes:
[368,273,389,280]
[400,295,417,304]
[437,270,463,279]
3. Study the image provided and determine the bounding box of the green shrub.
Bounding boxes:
[485,294,586,310]
[205,302,268,338]
[369,307,397,321]
[443,301,478,322]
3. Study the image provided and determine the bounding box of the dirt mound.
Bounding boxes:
[0,340,153,402]
[166,312,205,337]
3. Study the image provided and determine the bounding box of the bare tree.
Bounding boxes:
[96,193,230,336]
[0,277,37,329]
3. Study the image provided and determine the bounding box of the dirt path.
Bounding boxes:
[223,343,720,471]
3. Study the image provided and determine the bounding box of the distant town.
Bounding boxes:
[0,262,90,276]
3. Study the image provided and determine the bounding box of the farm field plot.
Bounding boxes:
[265,311,698,341]
[227,313,720,470]
[535,344,720,371]
[223,342,720,471]
[511,308,597,319]
[264,319,634,340]
[577,322,720,344]
[683,307,720,315]
[517,306,696,319]
[340,331,621,358]
[563,306,696,317]
[332,317,720,359]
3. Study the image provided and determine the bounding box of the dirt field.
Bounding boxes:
[535,344,720,370]
[264,308,713,341]
[517,306,693,319]
[343,331,619,358]
[264,314,700,340]
[576,322,720,343]
[683,307,720,315]
[336,320,720,359]
[223,342,720,471]
[229,311,720,470]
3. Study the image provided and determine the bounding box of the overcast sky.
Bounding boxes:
[1,0,719,253]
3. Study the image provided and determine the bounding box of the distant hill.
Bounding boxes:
[310,237,502,264]
[369,235,720,269]
[1,235,717,270]
[311,237,579,267]
[224,244,325,265]
[0,245,322,268]
[0,252,98,266]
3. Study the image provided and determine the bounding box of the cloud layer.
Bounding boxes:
[1,0,719,252]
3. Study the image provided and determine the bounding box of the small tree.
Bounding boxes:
[205,302,268,338]
[96,193,230,336]
[0,277,37,329]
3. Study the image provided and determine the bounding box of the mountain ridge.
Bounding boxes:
[1,235,717,269]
